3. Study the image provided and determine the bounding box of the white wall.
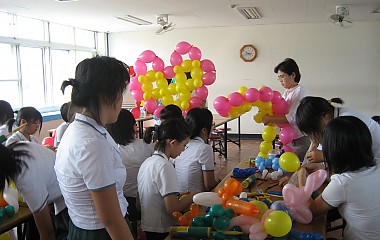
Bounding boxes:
[109,21,380,134]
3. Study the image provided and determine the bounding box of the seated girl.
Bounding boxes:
[175,107,220,192]
[308,116,380,239]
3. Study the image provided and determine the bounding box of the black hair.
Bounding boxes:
[8,107,43,133]
[372,116,380,125]
[155,118,190,152]
[160,104,183,121]
[185,107,213,139]
[296,96,344,142]
[274,58,301,83]
[323,116,375,174]
[60,102,71,123]
[143,126,156,144]
[107,109,135,146]
[0,100,14,126]
[60,56,130,124]
[0,143,29,192]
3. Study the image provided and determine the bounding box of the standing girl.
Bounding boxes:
[5,106,42,146]
[55,56,134,239]
[137,118,197,240]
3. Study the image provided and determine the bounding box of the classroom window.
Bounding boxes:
[0,12,13,37]
[16,16,46,41]
[51,49,74,105]
[75,28,95,48]
[50,23,75,45]
[0,43,18,80]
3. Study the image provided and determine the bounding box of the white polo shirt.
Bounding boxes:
[5,131,39,146]
[282,84,308,140]
[137,151,179,233]
[13,142,66,214]
[119,139,154,198]
[322,165,380,239]
[175,137,215,192]
[55,113,128,230]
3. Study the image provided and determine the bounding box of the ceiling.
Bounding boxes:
[1,0,380,33]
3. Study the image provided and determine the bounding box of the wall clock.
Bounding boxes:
[240,44,257,62]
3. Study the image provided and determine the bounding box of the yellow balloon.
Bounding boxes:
[175,73,187,84]
[279,152,300,172]
[258,85,266,90]
[192,60,201,68]
[156,78,168,89]
[138,75,148,83]
[155,71,164,79]
[151,88,161,100]
[185,78,196,91]
[262,126,277,142]
[167,83,178,94]
[173,65,184,74]
[162,95,174,106]
[179,92,191,101]
[176,83,188,93]
[193,78,203,88]
[146,70,156,82]
[250,200,269,219]
[180,101,190,110]
[181,59,193,72]
[253,113,264,123]
[191,67,203,79]
[264,211,292,237]
[238,86,248,95]
[260,141,273,154]
[0,233,11,240]
[241,102,252,113]
[159,87,171,97]
[141,82,153,92]
[143,91,152,100]
[258,152,268,159]
[229,107,239,118]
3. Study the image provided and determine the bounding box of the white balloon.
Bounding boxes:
[3,194,19,214]
[271,171,279,180]
[4,184,19,200]
[193,192,222,207]
[239,192,248,199]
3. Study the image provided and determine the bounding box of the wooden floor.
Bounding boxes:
[213,139,343,240]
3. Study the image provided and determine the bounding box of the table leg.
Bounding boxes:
[223,122,228,160]
[138,122,143,139]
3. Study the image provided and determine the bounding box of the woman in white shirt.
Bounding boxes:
[55,56,134,240]
[175,107,219,192]
[0,100,14,138]
[106,108,154,236]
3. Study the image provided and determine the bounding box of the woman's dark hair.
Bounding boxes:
[274,58,301,83]
[155,118,190,152]
[296,96,344,142]
[186,108,213,139]
[160,104,183,121]
[0,143,28,192]
[8,107,43,133]
[60,56,130,124]
[60,102,71,122]
[323,116,375,174]
[0,100,14,126]
[107,109,135,146]
[372,116,380,125]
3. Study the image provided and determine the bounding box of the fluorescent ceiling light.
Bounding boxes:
[236,7,261,19]
[115,15,152,25]
[372,4,380,13]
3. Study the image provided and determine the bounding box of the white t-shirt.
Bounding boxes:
[0,124,9,137]
[335,107,380,160]
[175,137,215,192]
[137,151,179,233]
[119,139,154,198]
[322,165,380,239]
[282,84,308,140]
[54,122,69,148]
[5,131,39,146]
[55,113,128,230]
[13,142,66,214]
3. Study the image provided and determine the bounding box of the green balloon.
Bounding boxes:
[209,204,225,217]
[213,216,231,231]
[203,212,214,226]
[192,216,207,227]
[4,205,15,217]
[212,231,226,240]
[241,234,250,240]
[224,208,235,219]
[0,208,4,220]
[231,225,242,232]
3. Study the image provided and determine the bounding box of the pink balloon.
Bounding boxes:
[170,51,183,66]
[200,59,215,72]
[213,96,229,112]
[134,60,147,75]
[272,99,288,116]
[228,92,244,107]
[131,89,144,101]
[152,57,165,72]
[282,145,294,152]
[271,91,282,104]
[163,66,175,79]
[304,170,328,196]
[189,46,202,60]
[260,209,274,224]
[176,41,192,54]
[144,98,157,114]
[249,231,268,240]
[279,126,294,145]
[130,76,138,84]
[259,87,273,102]
[290,205,313,224]
[202,72,216,85]
[244,88,260,103]
[195,86,208,100]
[153,106,164,118]
[282,184,309,207]
[249,223,268,240]
[138,50,156,63]
[229,216,260,234]
[189,97,201,109]
[128,80,142,90]
[219,111,229,117]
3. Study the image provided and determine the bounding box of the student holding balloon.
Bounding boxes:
[308,116,380,239]
[137,118,198,240]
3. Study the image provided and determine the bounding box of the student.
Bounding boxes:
[5,106,42,146]
[0,100,14,136]
[0,142,69,240]
[106,109,154,236]
[262,58,309,160]
[308,116,380,239]
[54,102,71,148]
[137,118,197,240]
[175,108,220,192]
[55,56,135,240]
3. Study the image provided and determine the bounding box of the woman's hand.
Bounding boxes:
[305,150,324,163]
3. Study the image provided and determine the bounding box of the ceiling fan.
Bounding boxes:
[155,14,175,35]
[328,5,354,28]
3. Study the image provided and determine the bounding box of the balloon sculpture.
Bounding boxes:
[130,41,216,116]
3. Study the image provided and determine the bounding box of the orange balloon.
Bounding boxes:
[217,187,226,197]
[172,211,182,220]
[226,199,259,216]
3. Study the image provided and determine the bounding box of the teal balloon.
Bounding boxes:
[192,216,207,227]
[0,208,4,220]
[213,216,231,231]
[212,231,226,240]
[241,234,250,240]
[224,208,235,219]
[209,204,225,217]
[231,225,242,232]
[203,212,214,226]
[4,205,15,217]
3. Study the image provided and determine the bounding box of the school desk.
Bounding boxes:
[135,114,154,139]
[0,205,33,240]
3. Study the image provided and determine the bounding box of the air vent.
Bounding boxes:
[115,15,152,25]
[372,4,380,13]
[236,7,261,19]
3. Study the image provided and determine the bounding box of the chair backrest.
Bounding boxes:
[42,136,54,147]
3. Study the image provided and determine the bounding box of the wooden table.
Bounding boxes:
[212,114,241,160]
[0,205,33,240]
[135,114,154,139]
